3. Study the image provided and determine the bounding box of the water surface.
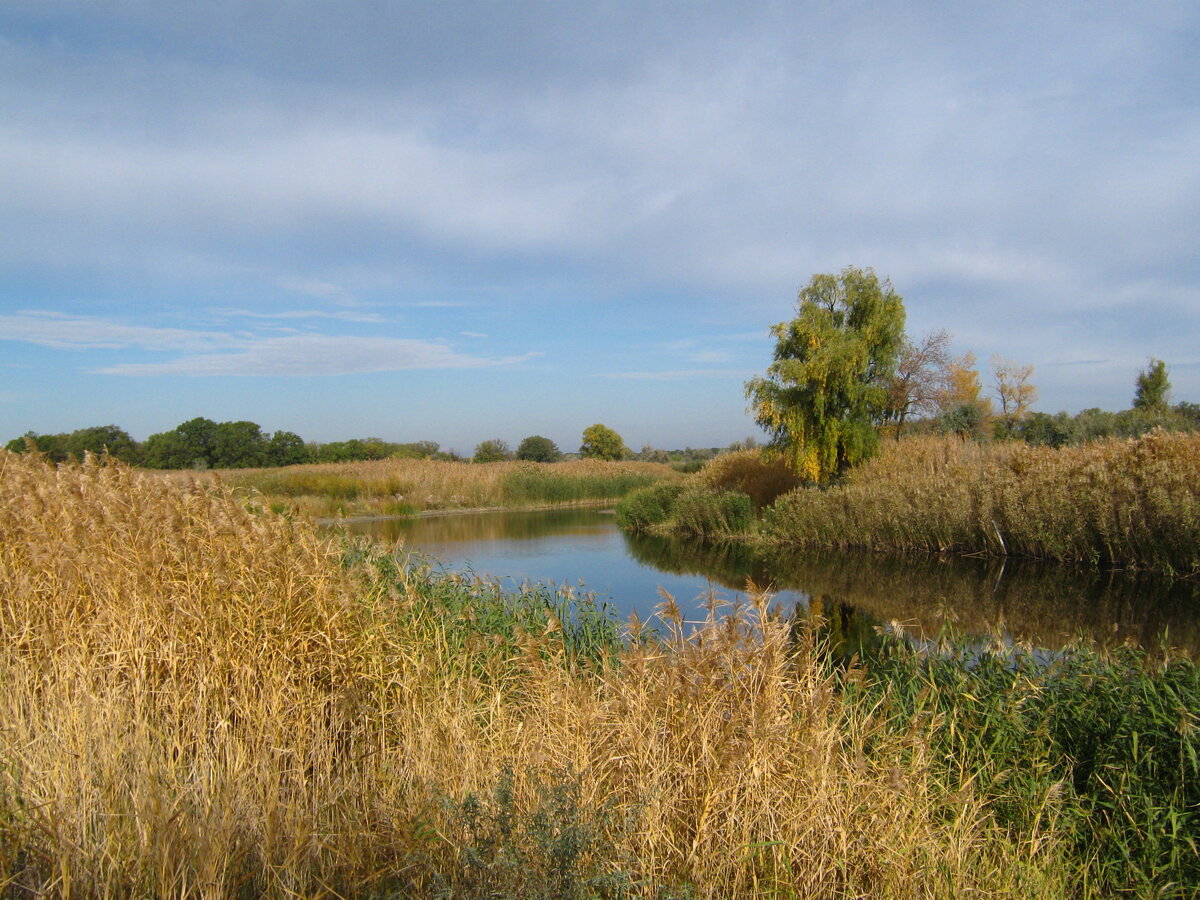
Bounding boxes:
[337,507,1200,655]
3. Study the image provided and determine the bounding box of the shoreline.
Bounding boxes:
[315,498,617,527]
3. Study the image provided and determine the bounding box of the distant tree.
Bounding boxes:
[1175,401,1200,429]
[63,425,134,461]
[638,444,670,463]
[580,424,627,461]
[515,435,562,462]
[174,417,219,467]
[473,439,512,463]
[1014,411,1077,448]
[62,425,139,463]
[1133,358,1171,411]
[394,440,441,459]
[141,428,200,469]
[885,329,953,433]
[210,421,269,468]
[937,403,985,440]
[267,430,308,467]
[4,431,67,461]
[991,356,1037,435]
[745,267,906,482]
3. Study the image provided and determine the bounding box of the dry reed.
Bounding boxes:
[0,450,1064,897]
[764,431,1200,575]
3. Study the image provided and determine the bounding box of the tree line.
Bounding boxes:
[3,418,456,469]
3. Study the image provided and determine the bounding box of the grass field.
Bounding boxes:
[2,449,1196,897]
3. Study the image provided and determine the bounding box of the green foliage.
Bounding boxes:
[516,435,562,462]
[851,637,1200,896]
[61,425,139,462]
[352,548,626,673]
[1012,405,1200,447]
[614,481,687,531]
[936,402,986,439]
[500,465,661,506]
[266,429,308,466]
[1134,357,1172,411]
[474,439,513,463]
[426,767,667,900]
[746,266,906,482]
[4,426,138,463]
[670,488,755,538]
[580,424,627,461]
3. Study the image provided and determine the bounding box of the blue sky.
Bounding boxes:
[2,1,1197,454]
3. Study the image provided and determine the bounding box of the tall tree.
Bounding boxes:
[746,267,906,482]
[580,424,626,461]
[885,329,953,434]
[1133,358,1171,411]
[991,356,1037,433]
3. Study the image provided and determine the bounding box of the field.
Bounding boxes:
[204,457,677,519]
[2,450,1197,897]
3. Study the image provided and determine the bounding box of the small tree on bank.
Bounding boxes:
[516,435,562,462]
[991,356,1037,435]
[580,424,626,461]
[1133,358,1171,411]
[473,439,512,463]
[746,267,906,482]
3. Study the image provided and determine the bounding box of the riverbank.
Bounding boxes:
[315,497,618,527]
[619,431,1200,577]
[3,450,1196,896]
[198,456,676,519]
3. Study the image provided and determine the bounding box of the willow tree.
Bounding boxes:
[746,267,906,482]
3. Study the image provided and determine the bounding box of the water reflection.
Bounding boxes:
[337,509,1200,656]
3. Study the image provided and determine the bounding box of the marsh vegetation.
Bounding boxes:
[2,451,1198,897]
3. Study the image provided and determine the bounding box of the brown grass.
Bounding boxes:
[0,450,1066,897]
[764,431,1200,575]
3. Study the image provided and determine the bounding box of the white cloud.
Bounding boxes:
[96,335,538,377]
[210,307,387,323]
[0,312,536,377]
[599,369,752,381]
[0,312,234,352]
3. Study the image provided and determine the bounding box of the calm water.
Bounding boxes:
[336,507,1200,655]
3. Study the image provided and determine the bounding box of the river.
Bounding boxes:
[336,506,1200,656]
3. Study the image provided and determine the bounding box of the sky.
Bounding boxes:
[2,1,1198,454]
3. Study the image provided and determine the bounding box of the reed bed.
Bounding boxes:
[763,431,1200,575]
[216,457,675,518]
[0,450,1062,897]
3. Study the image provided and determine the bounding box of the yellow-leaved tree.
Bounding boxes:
[746,267,906,482]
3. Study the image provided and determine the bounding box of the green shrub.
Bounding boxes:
[614,481,686,531]
[671,489,755,538]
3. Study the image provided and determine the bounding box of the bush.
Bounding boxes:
[693,449,800,508]
[671,488,755,538]
[615,481,686,531]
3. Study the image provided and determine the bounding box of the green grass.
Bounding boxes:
[499,466,665,506]
[845,633,1200,896]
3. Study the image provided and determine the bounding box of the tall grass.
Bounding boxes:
[854,634,1200,896]
[0,450,1063,897]
[219,457,674,518]
[763,431,1200,575]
